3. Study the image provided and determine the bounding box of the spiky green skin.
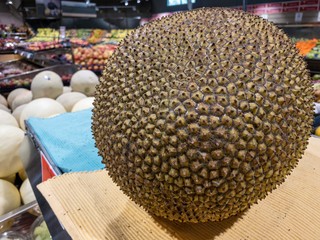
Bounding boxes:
[92,8,314,222]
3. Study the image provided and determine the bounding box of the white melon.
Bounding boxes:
[56,92,87,112]
[7,88,29,108]
[20,98,66,130]
[70,70,98,96]
[0,179,21,215]
[0,109,18,127]
[18,169,27,181]
[31,71,63,99]
[63,86,72,93]
[1,173,16,184]
[12,104,27,128]
[12,91,32,111]
[0,94,7,107]
[71,97,94,112]
[0,125,24,178]
[0,104,10,113]
[20,179,36,204]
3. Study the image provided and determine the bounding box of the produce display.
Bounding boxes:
[0,67,97,234]
[0,24,33,51]
[0,38,20,51]
[24,41,63,52]
[31,71,63,99]
[11,91,32,111]
[56,92,87,112]
[306,44,320,60]
[70,70,99,96]
[20,98,66,130]
[27,28,59,43]
[93,8,313,223]
[31,217,50,240]
[295,38,318,56]
[0,61,39,79]
[0,64,77,93]
[70,44,117,71]
[294,38,320,60]
[71,97,94,112]
[0,179,21,216]
[0,9,318,237]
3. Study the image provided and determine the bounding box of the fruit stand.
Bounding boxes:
[1,1,320,239]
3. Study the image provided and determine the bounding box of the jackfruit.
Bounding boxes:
[92,8,314,222]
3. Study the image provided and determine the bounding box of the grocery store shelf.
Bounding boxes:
[262,11,320,25]
[0,201,38,225]
[306,58,320,74]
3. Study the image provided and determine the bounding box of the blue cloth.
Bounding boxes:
[27,109,104,173]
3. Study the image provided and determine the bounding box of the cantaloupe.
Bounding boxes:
[0,179,21,215]
[71,97,94,112]
[20,98,66,130]
[0,94,8,107]
[7,88,29,108]
[0,125,24,178]
[18,169,27,181]
[0,104,10,113]
[20,179,36,204]
[0,109,19,127]
[12,104,27,128]
[19,135,38,170]
[12,91,32,111]
[1,173,16,184]
[56,92,87,112]
[31,71,63,99]
[70,70,98,96]
[63,86,72,93]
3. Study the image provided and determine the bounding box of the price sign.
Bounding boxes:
[295,12,303,22]
[59,26,66,40]
[41,152,58,182]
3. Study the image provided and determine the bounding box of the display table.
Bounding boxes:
[37,137,320,240]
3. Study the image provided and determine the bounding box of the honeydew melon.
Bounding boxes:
[0,179,21,215]
[20,98,66,130]
[71,97,94,112]
[0,109,18,127]
[12,104,27,128]
[31,71,63,99]
[0,104,10,113]
[12,91,32,111]
[0,94,7,107]
[1,173,16,184]
[0,125,24,178]
[56,92,87,112]
[7,88,29,108]
[20,179,36,204]
[70,70,98,96]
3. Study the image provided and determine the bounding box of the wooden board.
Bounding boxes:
[38,137,320,240]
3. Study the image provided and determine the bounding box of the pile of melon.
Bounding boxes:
[0,69,97,217]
